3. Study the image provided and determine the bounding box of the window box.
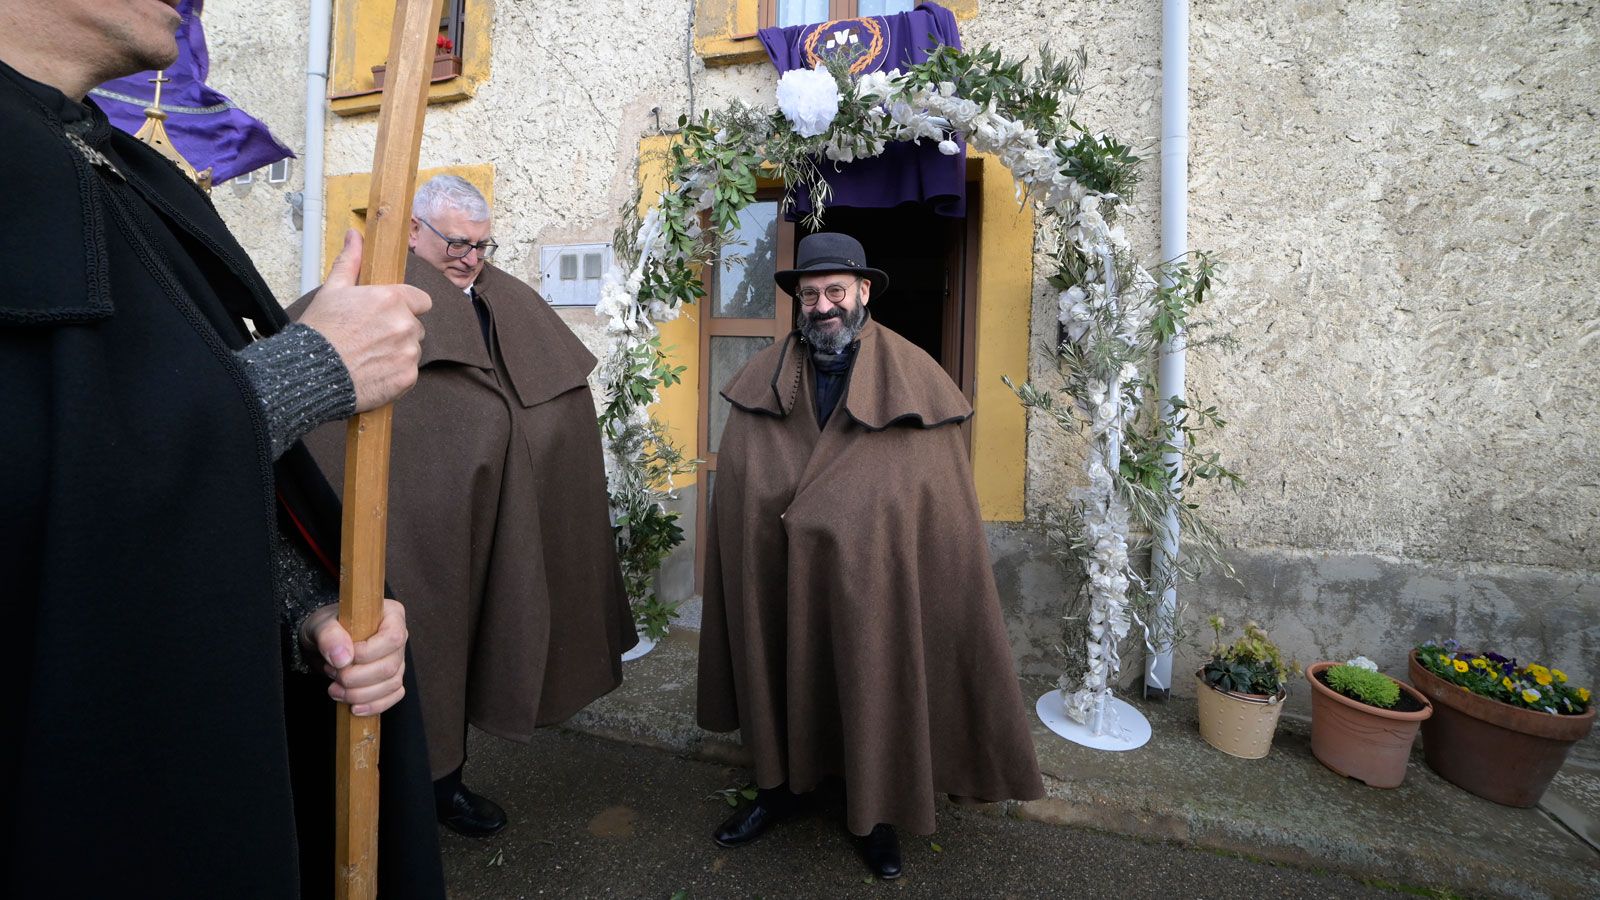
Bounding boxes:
[370,53,462,90]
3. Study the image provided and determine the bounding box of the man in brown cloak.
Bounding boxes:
[697,232,1045,879]
[294,175,637,836]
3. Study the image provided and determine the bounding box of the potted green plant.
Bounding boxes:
[1409,641,1594,807]
[1196,617,1294,758]
[1306,655,1432,788]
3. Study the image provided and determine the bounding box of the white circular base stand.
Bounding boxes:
[621,632,658,662]
[1035,689,1152,751]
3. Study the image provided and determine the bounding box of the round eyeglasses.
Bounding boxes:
[418,216,499,260]
[796,277,861,307]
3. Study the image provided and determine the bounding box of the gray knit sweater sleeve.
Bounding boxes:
[236,323,357,672]
[236,322,357,459]
[272,523,339,673]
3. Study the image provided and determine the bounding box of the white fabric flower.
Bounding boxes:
[776,66,840,138]
[854,69,894,100]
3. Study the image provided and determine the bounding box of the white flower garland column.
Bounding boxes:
[1057,245,1137,737]
[1088,246,1124,736]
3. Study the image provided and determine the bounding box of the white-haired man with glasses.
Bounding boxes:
[293,174,638,838]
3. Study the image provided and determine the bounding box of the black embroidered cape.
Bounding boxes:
[0,59,444,898]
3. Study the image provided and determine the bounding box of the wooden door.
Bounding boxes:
[695,195,797,587]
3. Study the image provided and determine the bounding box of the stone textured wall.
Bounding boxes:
[201,2,1598,696]
[203,1,311,302]
[1186,0,1598,572]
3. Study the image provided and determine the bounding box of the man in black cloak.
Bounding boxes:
[1,1,447,896]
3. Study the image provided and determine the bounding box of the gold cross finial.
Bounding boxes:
[133,69,212,193]
[149,70,170,110]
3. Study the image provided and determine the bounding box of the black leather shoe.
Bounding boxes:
[861,824,902,880]
[436,784,507,837]
[713,800,783,847]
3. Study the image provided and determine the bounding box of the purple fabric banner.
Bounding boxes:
[759,2,965,218]
[89,0,292,184]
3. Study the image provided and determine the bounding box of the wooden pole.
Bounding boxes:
[335,1,443,897]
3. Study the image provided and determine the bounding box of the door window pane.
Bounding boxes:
[857,0,915,16]
[714,201,779,319]
[708,336,773,453]
[777,0,830,27]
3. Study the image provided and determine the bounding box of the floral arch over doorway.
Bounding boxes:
[594,43,1229,731]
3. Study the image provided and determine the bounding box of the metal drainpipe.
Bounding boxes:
[299,0,332,293]
[1146,0,1188,699]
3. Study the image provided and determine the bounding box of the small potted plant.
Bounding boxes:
[1306,655,1432,788]
[1196,616,1295,759]
[1410,640,1594,807]
[372,34,462,89]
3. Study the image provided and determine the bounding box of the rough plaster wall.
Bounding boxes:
[203,1,310,303]
[990,2,1598,686]
[1184,0,1599,572]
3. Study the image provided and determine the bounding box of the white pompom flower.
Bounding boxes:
[776,66,841,138]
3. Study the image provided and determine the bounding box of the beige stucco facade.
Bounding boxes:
[201,1,1599,715]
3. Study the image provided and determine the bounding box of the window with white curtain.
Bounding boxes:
[856,0,916,17]
[773,0,916,28]
[776,0,829,27]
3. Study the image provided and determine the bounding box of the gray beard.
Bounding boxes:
[800,303,867,353]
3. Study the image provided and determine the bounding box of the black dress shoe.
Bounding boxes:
[436,784,507,837]
[861,824,902,880]
[713,787,800,847]
[714,800,781,847]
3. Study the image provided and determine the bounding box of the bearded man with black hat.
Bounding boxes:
[697,232,1045,879]
[1,1,444,895]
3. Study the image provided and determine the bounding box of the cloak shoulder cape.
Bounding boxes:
[294,255,635,779]
[699,319,1044,837]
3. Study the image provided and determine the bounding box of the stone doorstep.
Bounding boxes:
[564,629,1600,900]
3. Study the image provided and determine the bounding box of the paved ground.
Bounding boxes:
[442,728,1410,899]
[554,630,1600,899]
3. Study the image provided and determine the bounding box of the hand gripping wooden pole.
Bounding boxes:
[335,1,443,897]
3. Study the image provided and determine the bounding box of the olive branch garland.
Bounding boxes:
[596,43,1237,706]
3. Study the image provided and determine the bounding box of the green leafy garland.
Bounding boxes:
[596,44,1233,697]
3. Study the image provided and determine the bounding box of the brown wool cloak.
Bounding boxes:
[292,255,636,778]
[697,318,1045,836]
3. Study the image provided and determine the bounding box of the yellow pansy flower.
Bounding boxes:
[1453,659,1469,673]
[1579,688,1592,703]
[1552,669,1567,683]
[1438,654,1450,664]
[1528,664,1549,678]
[1502,677,1515,691]
[1471,658,1487,669]
[1521,689,1541,704]
[1535,671,1552,686]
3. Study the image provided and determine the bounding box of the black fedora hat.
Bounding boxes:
[774,232,889,298]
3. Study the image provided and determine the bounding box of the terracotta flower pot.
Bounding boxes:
[1408,650,1596,807]
[1195,671,1285,759]
[1306,661,1432,788]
